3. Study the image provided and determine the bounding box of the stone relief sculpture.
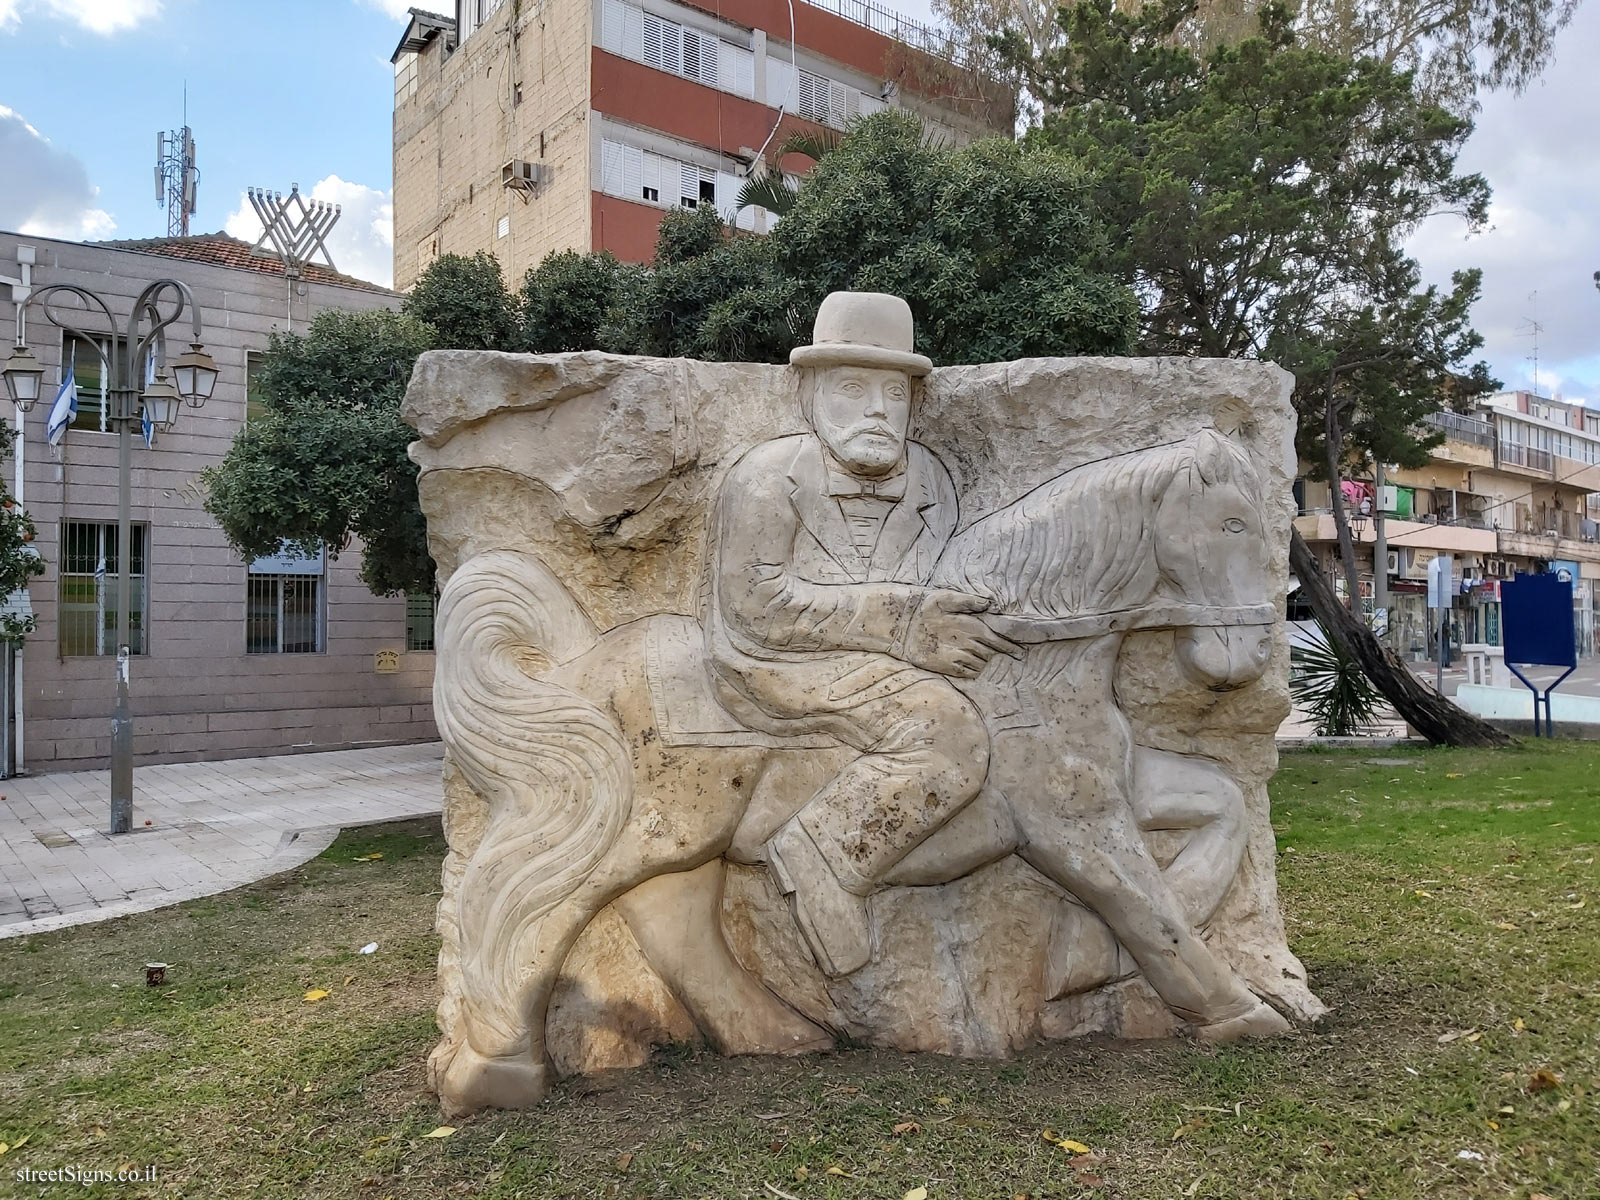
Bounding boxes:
[405,292,1327,1116]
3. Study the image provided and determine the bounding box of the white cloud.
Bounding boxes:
[355,0,416,19]
[0,105,116,239]
[0,0,160,33]
[1407,1,1600,407]
[225,175,394,289]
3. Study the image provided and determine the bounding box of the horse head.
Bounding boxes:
[1152,429,1275,691]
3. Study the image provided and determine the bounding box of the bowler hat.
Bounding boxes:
[790,291,933,376]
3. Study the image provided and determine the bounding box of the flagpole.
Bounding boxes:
[110,352,134,835]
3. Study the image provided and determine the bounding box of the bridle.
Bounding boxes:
[984,602,1277,645]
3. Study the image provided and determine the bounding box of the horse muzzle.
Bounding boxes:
[1174,623,1273,691]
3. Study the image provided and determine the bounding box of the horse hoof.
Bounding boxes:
[432,1039,551,1116]
[1194,999,1292,1043]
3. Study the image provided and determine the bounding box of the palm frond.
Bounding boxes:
[735,173,801,216]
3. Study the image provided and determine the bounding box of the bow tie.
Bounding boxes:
[826,468,908,500]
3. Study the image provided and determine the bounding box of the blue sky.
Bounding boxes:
[0,0,1596,402]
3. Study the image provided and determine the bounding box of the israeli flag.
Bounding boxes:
[46,343,78,448]
[141,350,156,448]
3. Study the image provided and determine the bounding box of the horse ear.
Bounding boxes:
[1211,397,1253,440]
[1190,426,1258,489]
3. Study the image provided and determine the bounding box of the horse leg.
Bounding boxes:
[1129,746,1247,927]
[1011,753,1287,1037]
[618,859,834,1056]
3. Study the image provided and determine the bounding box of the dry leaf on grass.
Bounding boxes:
[1527,1069,1561,1093]
[422,1126,455,1139]
[903,1189,929,1200]
[825,1165,853,1177]
[353,853,384,862]
[615,1152,633,1171]
[303,989,330,1003]
[893,1121,922,1136]
[792,1166,808,1182]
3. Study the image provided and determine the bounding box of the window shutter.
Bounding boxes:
[716,170,742,222]
[601,139,626,197]
[642,150,663,202]
[600,0,625,53]
[719,42,755,98]
[680,160,700,207]
[623,145,644,200]
[829,81,849,127]
[766,58,795,110]
[681,27,717,85]
[643,11,665,70]
[622,1,644,59]
[858,91,886,116]
[796,71,823,123]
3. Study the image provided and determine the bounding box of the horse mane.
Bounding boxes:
[933,429,1260,619]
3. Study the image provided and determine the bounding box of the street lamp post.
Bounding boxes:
[3,281,217,833]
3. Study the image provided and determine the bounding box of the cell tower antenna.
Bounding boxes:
[1517,290,1544,398]
[155,100,199,238]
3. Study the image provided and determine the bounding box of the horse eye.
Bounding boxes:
[1222,517,1247,534]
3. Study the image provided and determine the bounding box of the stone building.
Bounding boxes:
[1295,390,1600,657]
[0,231,437,773]
[389,0,1013,289]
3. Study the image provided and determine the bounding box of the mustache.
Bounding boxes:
[843,422,898,439]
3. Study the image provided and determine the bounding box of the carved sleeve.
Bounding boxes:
[714,461,925,655]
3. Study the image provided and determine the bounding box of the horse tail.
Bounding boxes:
[434,549,633,1058]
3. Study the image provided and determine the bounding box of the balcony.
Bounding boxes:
[1496,528,1600,563]
[1497,440,1555,475]
[1425,410,1494,447]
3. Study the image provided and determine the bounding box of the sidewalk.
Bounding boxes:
[0,742,443,940]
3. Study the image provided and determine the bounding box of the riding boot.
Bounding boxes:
[767,818,873,977]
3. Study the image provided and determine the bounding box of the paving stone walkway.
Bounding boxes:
[0,742,443,940]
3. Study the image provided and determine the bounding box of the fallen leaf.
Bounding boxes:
[934,1096,952,1107]
[826,1165,852,1177]
[1487,1120,1499,1131]
[1527,1069,1561,1093]
[0,1143,7,1157]
[303,989,330,1003]
[1414,889,1434,899]
[892,1121,922,1136]
[1444,772,1464,778]
[792,1166,808,1182]
[1556,1099,1572,1113]
[1497,1105,1514,1115]
[903,1189,929,1200]
[343,975,355,987]
[1494,921,1518,931]
[1059,1139,1092,1154]
[354,853,384,862]
[1041,1130,1059,1144]
[615,1152,632,1171]
[1465,1032,1483,1043]
[1512,1017,1526,1032]
[423,1126,456,1139]
[1570,898,1586,909]
[1172,1119,1206,1141]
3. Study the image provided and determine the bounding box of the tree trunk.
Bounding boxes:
[1289,528,1513,747]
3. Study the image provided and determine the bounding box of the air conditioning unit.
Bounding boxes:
[502,159,553,196]
[1385,550,1400,574]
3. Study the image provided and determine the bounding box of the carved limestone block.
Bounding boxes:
[406,293,1324,1116]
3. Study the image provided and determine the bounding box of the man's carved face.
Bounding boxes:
[810,366,912,477]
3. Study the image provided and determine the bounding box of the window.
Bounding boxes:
[62,332,111,433]
[496,214,510,239]
[59,522,147,656]
[599,0,753,98]
[246,352,268,423]
[599,134,757,229]
[247,575,322,654]
[406,592,437,651]
[247,543,325,654]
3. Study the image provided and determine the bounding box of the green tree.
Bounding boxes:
[0,424,44,643]
[520,250,640,352]
[1009,0,1507,745]
[769,110,1137,363]
[205,252,526,597]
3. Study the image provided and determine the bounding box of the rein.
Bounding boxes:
[984,602,1277,645]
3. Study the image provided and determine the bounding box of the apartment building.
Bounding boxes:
[0,232,436,772]
[389,0,1012,289]
[1294,391,1600,658]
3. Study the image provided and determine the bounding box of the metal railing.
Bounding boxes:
[1498,441,1555,474]
[802,0,967,66]
[1424,410,1494,447]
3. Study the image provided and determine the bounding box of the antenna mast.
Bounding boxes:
[1518,290,1544,398]
[154,118,198,237]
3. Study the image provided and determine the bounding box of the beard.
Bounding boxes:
[820,422,905,474]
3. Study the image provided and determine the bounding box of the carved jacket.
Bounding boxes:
[705,433,960,741]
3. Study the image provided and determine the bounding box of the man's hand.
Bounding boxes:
[900,590,1023,678]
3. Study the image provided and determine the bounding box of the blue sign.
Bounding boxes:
[1501,572,1576,668]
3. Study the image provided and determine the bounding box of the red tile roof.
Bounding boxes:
[89,232,394,294]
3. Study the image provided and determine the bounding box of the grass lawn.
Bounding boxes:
[1,743,1596,1199]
